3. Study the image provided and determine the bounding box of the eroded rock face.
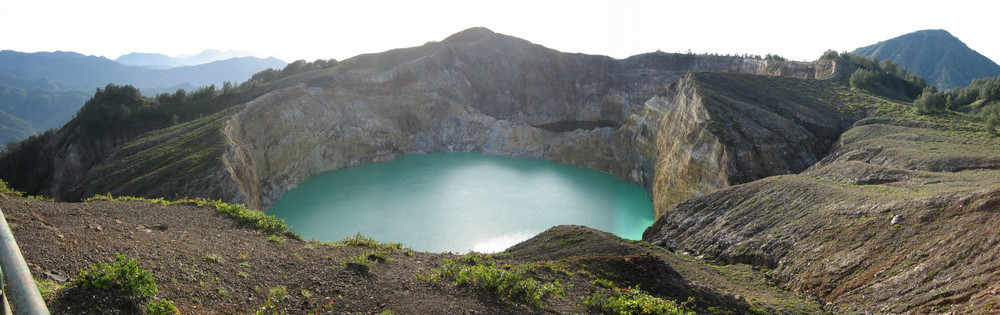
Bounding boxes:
[219,29,844,212]
[651,76,729,218]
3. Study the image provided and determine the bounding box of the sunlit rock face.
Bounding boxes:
[219,27,845,212]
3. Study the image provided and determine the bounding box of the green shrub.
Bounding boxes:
[269,285,288,300]
[583,286,695,315]
[342,251,382,272]
[145,299,179,314]
[423,253,565,306]
[76,253,158,297]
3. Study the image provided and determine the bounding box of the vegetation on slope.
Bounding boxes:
[833,52,928,102]
[85,193,294,235]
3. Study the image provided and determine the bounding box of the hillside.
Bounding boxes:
[4,193,825,314]
[0,50,286,146]
[852,29,1000,90]
[644,72,1000,313]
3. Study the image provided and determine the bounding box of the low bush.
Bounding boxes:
[583,286,695,315]
[75,253,175,313]
[145,299,179,314]
[422,253,565,306]
[76,253,158,297]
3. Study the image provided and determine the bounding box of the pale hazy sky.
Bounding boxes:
[2,0,998,65]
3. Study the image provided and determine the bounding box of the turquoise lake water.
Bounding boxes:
[267,152,654,253]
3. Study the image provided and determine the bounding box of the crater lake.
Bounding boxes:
[267,152,654,253]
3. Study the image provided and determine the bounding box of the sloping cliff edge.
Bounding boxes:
[214,28,847,211]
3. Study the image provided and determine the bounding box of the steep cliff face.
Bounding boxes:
[217,28,845,211]
[650,77,728,217]
[643,87,1000,312]
[649,72,860,217]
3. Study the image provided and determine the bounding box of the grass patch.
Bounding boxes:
[204,253,223,264]
[340,232,401,249]
[34,277,70,300]
[593,278,616,289]
[336,232,414,257]
[341,250,393,273]
[421,252,565,306]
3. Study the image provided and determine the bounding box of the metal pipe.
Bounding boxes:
[0,208,50,315]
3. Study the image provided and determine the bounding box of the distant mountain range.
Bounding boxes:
[0,50,286,146]
[852,29,1000,90]
[115,49,259,69]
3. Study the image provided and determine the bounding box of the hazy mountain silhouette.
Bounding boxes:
[116,49,258,69]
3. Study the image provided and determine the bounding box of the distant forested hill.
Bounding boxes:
[0,50,285,146]
[853,29,1000,90]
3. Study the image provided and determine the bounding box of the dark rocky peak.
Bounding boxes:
[852,29,1000,89]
